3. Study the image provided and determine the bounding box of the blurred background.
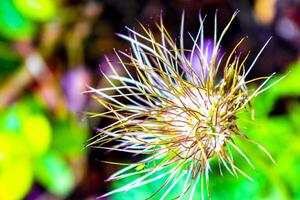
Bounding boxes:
[0,0,299,199]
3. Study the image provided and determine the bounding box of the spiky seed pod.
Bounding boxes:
[86,11,284,199]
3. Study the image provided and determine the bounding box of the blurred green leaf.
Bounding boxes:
[51,116,88,158]
[0,42,21,79]
[0,134,33,200]
[13,0,56,22]
[0,96,51,157]
[288,103,300,132]
[0,0,35,40]
[21,114,52,157]
[269,62,300,97]
[34,151,74,196]
[0,105,21,132]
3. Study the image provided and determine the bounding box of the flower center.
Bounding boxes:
[160,88,232,160]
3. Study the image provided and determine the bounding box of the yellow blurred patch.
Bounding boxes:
[254,0,276,25]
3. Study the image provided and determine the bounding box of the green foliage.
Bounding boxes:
[51,116,88,158]
[0,0,35,40]
[0,0,57,41]
[34,151,74,196]
[0,42,21,79]
[13,0,56,22]
[0,96,88,199]
[0,134,33,200]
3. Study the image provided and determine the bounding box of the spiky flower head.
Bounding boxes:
[87,11,283,199]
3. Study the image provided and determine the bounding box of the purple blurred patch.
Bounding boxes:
[25,185,43,200]
[62,66,91,114]
[184,39,222,80]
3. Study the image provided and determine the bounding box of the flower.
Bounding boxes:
[86,11,285,199]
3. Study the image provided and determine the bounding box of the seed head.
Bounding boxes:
[86,11,283,199]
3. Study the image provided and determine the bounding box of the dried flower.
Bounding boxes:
[86,11,285,199]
